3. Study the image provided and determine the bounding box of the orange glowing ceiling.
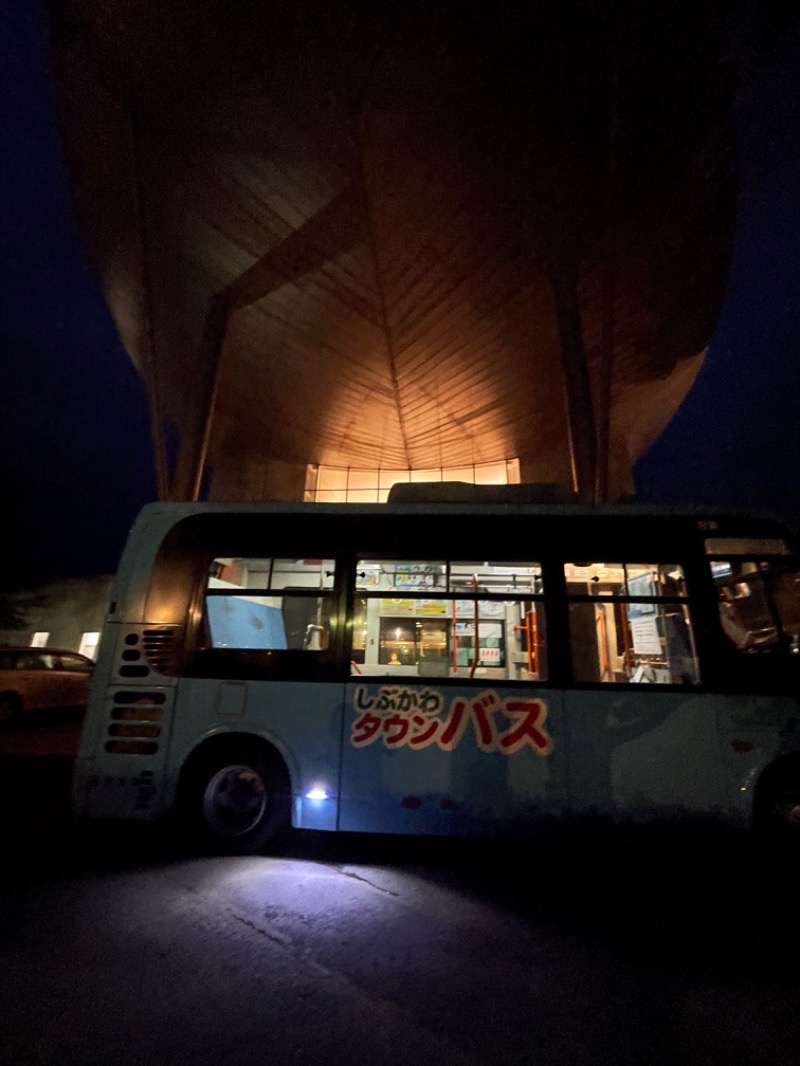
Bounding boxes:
[49,0,734,498]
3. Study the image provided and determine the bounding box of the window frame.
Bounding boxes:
[189,554,344,681]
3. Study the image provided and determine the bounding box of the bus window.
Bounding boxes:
[352,560,546,681]
[565,562,699,685]
[710,556,800,652]
[355,561,446,592]
[205,557,335,651]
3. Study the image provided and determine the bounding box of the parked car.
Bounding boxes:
[0,647,94,722]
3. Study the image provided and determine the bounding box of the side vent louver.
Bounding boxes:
[104,691,166,757]
[142,629,177,673]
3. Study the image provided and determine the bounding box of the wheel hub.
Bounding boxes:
[203,764,267,837]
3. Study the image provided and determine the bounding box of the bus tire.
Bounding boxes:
[753,756,800,841]
[182,741,291,855]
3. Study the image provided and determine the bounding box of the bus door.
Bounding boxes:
[705,547,800,819]
[339,558,566,834]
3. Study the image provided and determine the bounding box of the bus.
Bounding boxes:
[72,495,800,852]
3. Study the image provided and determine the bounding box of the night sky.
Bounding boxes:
[636,1,800,523]
[1,0,156,584]
[2,1,800,586]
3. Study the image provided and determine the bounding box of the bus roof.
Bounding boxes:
[129,497,790,526]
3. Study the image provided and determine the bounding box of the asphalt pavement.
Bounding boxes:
[1,714,800,1065]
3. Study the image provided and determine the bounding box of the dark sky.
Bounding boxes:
[1,1,800,585]
[636,2,800,521]
[1,0,156,583]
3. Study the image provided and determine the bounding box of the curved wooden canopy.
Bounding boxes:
[48,0,733,502]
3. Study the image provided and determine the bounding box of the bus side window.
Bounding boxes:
[565,562,699,685]
[352,559,547,682]
[204,557,335,652]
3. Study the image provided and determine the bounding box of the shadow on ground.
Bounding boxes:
[2,749,799,989]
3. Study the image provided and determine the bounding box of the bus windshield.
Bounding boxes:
[711,556,800,652]
[708,541,800,648]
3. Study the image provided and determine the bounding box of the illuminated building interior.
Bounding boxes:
[303,459,520,503]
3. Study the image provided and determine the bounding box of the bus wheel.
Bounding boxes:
[186,744,290,854]
[754,758,800,840]
[763,787,800,833]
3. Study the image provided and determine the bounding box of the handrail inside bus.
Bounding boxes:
[469,574,479,679]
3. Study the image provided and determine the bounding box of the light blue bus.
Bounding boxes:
[73,497,800,851]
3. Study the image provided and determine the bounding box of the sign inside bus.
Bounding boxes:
[351,685,554,756]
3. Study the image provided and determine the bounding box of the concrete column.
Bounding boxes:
[550,273,598,505]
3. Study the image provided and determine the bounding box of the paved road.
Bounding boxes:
[0,707,82,757]
[1,717,800,1065]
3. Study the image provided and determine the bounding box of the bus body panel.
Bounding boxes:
[564,690,731,820]
[339,682,565,835]
[163,679,346,830]
[714,693,800,816]
[75,680,179,819]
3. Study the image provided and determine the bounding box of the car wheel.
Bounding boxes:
[184,743,290,854]
[0,692,21,725]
